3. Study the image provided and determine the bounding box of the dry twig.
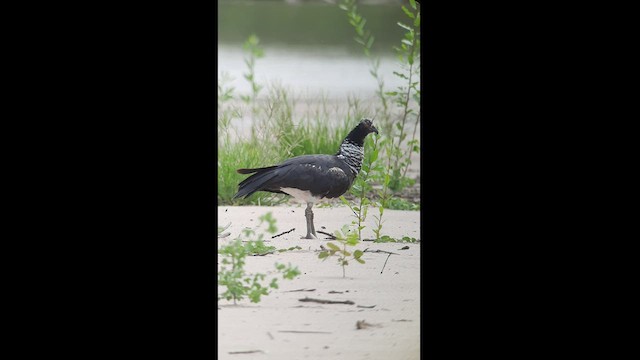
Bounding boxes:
[363,248,399,255]
[362,248,398,274]
[356,320,381,329]
[229,350,264,354]
[272,228,295,238]
[251,251,274,256]
[298,297,354,305]
[317,230,336,239]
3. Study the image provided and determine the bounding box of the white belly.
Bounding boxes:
[280,187,322,204]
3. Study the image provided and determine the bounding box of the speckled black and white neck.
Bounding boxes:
[334,119,378,176]
[336,139,365,176]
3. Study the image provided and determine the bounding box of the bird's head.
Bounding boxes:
[341,117,380,148]
[359,118,379,135]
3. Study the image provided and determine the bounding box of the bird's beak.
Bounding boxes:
[372,125,379,134]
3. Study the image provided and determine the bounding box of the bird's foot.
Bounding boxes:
[301,233,318,239]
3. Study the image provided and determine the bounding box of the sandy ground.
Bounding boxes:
[217,205,421,360]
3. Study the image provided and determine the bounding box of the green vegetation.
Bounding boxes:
[318,224,366,278]
[217,1,421,225]
[240,34,265,115]
[218,212,300,304]
[217,76,359,205]
[339,132,380,241]
[374,235,419,243]
[339,0,420,241]
[386,0,421,192]
[218,2,420,291]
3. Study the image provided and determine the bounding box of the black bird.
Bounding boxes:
[232,118,379,239]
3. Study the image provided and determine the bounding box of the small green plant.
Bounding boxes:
[372,202,386,241]
[218,239,300,304]
[277,246,302,253]
[337,0,421,246]
[385,197,420,211]
[218,71,236,105]
[217,72,241,148]
[341,133,380,241]
[218,212,301,304]
[241,34,265,113]
[318,224,365,278]
[339,0,391,133]
[374,235,419,243]
[243,239,276,256]
[385,0,420,192]
[249,212,278,236]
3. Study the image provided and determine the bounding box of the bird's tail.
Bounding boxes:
[232,166,279,199]
[236,166,277,175]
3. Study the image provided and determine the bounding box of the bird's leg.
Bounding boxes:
[308,203,316,237]
[302,202,317,239]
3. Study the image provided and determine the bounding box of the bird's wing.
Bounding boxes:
[269,155,352,199]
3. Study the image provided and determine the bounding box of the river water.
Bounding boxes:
[218,0,418,100]
[219,46,414,100]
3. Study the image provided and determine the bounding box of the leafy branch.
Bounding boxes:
[318,224,365,278]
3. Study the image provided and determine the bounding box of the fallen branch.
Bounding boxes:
[298,297,355,305]
[229,350,264,355]
[272,228,295,238]
[361,248,398,273]
[251,251,275,256]
[356,320,382,329]
[317,230,336,239]
[363,248,399,255]
[380,253,392,274]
